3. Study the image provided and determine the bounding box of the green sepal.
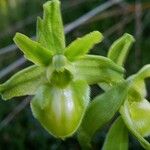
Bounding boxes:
[31,80,90,138]
[107,33,135,66]
[120,101,150,150]
[0,65,46,100]
[14,33,53,66]
[129,99,150,137]
[37,0,65,54]
[65,31,103,61]
[77,82,128,149]
[68,55,124,85]
[102,116,128,150]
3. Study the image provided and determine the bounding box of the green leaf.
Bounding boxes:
[129,99,150,137]
[68,55,124,85]
[102,116,128,150]
[37,0,65,54]
[31,80,90,138]
[107,33,135,66]
[65,31,103,61]
[14,33,53,66]
[0,65,46,100]
[120,101,150,150]
[77,82,128,149]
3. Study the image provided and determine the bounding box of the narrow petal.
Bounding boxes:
[14,33,53,66]
[108,33,135,66]
[65,31,103,61]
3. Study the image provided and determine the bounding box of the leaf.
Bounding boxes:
[14,33,53,66]
[37,0,65,54]
[68,55,124,85]
[120,101,150,150]
[31,80,90,138]
[129,99,150,137]
[107,33,135,66]
[77,82,128,149]
[0,65,46,100]
[102,116,128,150]
[65,31,103,61]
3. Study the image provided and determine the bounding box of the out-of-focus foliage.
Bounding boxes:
[0,0,149,149]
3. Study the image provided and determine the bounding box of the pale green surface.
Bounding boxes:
[129,99,150,137]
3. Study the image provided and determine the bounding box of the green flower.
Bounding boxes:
[0,0,124,138]
[120,65,150,150]
[77,33,150,149]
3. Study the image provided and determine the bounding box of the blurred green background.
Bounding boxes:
[0,0,149,149]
